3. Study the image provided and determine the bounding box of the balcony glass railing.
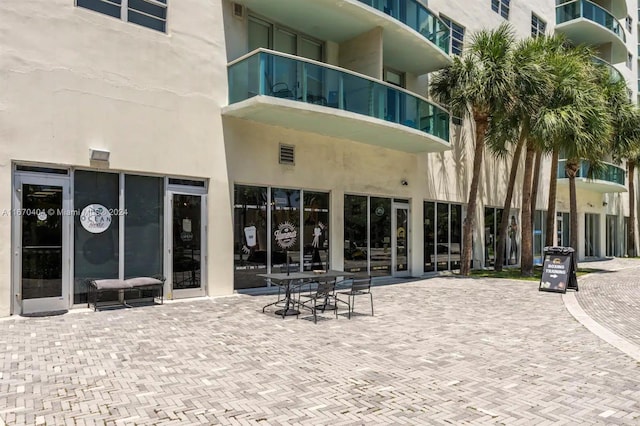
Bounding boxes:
[357,0,450,55]
[557,159,625,186]
[228,49,450,143]
[556,0,626,42]
[591,57,624,82]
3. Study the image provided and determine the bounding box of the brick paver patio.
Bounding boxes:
[1,268,640,425]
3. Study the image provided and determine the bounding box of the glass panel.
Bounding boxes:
[234,185,268,289]
[436,203,449,270]
[21,184,64,300]
[450,204,462,270]
[127,11,165,32]
[606,215,616,256]
[274,28,296,55]
[344,195,368,276]
[124,175,163,278]
[303,192,330,271]
[357,0,449,54]
[300,38,323,61]
[370,198,391,277]
[74,171,120,304]
[248,17,271,51]
[395,207,408,272]
[424,201,435,272]
[585,213,600,256]
[172,194,202,290]
[227,51,451,143]
[271,188,300,271]
[507,213,519,265]
[77,0,121,19]
[533,210,545,265]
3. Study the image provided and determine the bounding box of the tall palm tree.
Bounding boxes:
[430,23,516,275]
[489,35,559,274]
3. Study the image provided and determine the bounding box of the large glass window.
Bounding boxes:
[74,170,120,303]
[585,213,600,257]
[234,185,268,289]
[233,186,330,289]
[531,13,547,37]
[125,175,163,278]
[344,195,368,275]
[425,202,463,272]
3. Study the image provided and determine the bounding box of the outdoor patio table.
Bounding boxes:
[258,270,354,318]
[258,272,311,318]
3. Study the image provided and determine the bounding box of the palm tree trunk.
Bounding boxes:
[520,141,536,276]
[566,160,579,251]
[495,129,527,271]
[628,160,636,257]
[530,149,542,226]
[461,116,488,276]
[545,149,559,247]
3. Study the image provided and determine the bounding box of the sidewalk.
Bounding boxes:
[1,263,640,425]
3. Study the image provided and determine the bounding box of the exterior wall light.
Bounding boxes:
[90,149,110,162]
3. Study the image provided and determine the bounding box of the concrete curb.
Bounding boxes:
[563,290,640,362]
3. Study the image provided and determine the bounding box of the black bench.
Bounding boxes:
[86,277,165,311]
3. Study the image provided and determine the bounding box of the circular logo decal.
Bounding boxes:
[80,204,112,234]
[37,211,48,221]
[375,206,385,217]
[274,221,297,249]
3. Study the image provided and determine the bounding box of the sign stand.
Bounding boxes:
[539,246,579,293]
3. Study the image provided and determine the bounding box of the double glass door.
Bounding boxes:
[169,191,206,298]
[14,175,71,314]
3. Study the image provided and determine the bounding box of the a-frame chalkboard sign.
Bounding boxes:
[539,246,579,294]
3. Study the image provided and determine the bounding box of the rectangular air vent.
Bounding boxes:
[279,144,295,165]
[233,3,245,18]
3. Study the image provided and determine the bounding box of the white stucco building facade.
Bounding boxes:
[0,0,636,316]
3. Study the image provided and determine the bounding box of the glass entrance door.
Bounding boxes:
[14,175,71,315]
[169,191,206,298]
[392,203,410,277]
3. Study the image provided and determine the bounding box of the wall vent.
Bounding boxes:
[279,144,295,165]
[233,3,245,18]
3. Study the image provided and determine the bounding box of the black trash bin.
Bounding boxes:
[539,246,579,293]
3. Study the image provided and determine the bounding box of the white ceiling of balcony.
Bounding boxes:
[222,96,451,153]
[558,177,627,193]
[232,0,452,74]
[555,20,628,64]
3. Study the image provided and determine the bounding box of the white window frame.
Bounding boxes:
[75,0,168,33]
[531,13,547,38]
[440,15,465,56]
[491,0,510,20]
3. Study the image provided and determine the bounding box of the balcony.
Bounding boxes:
[556,0,627,64]
[557,159,626,193]
[592,57,624,83]
[231,0,451,74]
[224,49,450,153]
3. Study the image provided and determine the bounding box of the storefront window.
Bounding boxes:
[344,195,368,275]
[370,197,391,277]
[125,175,163,278]
[74,170,120,303]
[303,192,329,271]
[424,201,435,272]
[450,204,462,270]
[233,185,268,289]
[271,188,300,270]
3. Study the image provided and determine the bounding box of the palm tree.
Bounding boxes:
[430,23,516,275]
[489,35,560,274]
